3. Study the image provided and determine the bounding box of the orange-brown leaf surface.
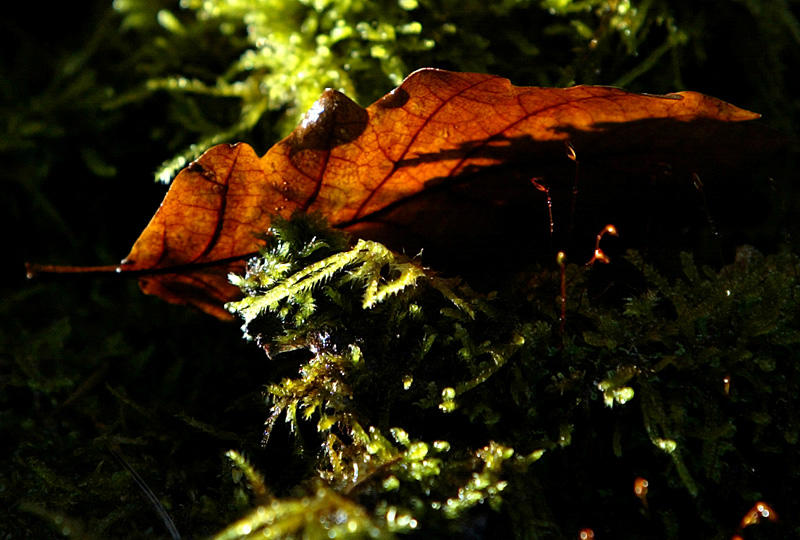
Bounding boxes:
[28,69,770,319]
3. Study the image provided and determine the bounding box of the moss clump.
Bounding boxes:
[221,213,800,538]
[5,1,800,537]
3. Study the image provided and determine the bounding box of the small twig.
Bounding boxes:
[557,251,567,344]
[107,446,181,540]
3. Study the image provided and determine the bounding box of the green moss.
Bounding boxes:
[219,214,800,537]
[5,0,800,537]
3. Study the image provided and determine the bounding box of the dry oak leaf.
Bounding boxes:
[27,68,765,319]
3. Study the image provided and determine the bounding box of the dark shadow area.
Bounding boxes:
[341,118,788,284]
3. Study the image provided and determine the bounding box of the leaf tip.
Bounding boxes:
[669,91,761,121]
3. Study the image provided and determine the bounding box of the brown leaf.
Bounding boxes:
[27,69,772,319]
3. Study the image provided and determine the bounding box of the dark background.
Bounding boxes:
[2,1,798,537]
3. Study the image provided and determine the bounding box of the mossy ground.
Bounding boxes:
[2,1,799,538]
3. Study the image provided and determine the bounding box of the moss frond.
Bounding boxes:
[212,484,388,540]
